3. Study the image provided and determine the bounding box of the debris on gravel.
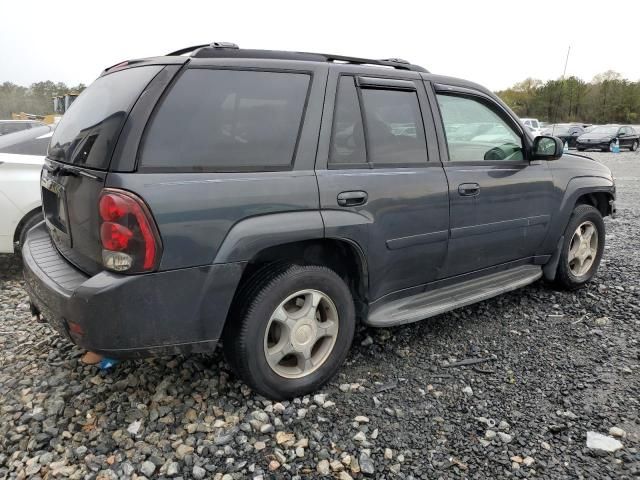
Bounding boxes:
[1,151,639,478]
[587,431,624,452]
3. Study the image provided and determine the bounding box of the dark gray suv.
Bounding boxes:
[23,43,616,399]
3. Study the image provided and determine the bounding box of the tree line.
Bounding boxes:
[496,71,640,125]
[2,72,639,125]
[0,81,86,119]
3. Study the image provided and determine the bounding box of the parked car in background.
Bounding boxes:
[542,124,585,148]
[471,124,520,145]
[0,120,45,136]
[22,44,615,399]
[521,118,544,136]
[576,125,639,152]
[0,125,52,253]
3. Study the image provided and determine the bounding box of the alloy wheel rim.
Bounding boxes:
[263,289,339,379]
[568,221,598,276]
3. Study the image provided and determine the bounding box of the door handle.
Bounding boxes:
[337,190,368,207]
[458,183,480,196]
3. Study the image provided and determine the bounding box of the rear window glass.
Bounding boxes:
[48,66,162,170]
[139,69,310,171]
[0,125,53,155]
[0,122,31,135]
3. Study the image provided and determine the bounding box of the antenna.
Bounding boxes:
[562,45,571,79]
[552,45,571,138]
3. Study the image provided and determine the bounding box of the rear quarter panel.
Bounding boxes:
[0,154,43,252]
[106,171,322,269]
[107,60,329,270]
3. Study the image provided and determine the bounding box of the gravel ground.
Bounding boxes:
[1,150,639,479]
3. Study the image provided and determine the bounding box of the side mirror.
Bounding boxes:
[532,135,563,160]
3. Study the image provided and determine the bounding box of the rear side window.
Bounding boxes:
[330,77,366,164]
[360,88,427,165]
[48,66,162,170]
[329,76,428,167]
[139,69,311,171]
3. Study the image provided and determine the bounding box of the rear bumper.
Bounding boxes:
[22,222,244,358]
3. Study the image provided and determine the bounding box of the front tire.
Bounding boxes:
[223,264,355,399]
[555,204,605,290]
[631,140,638,152]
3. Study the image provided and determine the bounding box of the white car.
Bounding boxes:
[520,118,544,137]
[0,125,52,253]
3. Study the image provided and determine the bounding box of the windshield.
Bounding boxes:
[48,66,161,170]
[590,126,619,135]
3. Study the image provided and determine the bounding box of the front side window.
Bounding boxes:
[140,69,310,171]
[437,94,524,162]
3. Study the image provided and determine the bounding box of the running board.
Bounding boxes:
[366,265,542,327]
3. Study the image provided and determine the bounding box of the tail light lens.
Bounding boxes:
[98,189,162,273]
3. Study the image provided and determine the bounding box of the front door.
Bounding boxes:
[316,68,450,302]
[619,127,631,148]
[430,85,555,278]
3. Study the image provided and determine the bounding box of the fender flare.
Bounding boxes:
[213,211,325,264]
[540,176,614,254]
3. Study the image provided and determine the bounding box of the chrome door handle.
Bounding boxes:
[337,191,368,207]
[458,183,480,196]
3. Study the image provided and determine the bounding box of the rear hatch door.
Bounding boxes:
[42,65,164,274]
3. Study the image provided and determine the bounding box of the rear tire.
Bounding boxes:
[223,264,355,399]
[554,204,605,290]
[15,211,44,254]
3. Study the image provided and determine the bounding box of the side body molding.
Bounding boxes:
[213,211,325,264]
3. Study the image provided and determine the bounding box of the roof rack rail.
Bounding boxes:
[166,42,239,56]
[165,43,428,72]
[322,54,426,72]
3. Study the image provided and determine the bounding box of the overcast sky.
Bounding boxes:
[2,0,639,91]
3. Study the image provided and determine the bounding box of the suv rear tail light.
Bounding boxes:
[98,189,162,273]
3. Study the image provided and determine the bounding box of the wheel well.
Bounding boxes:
[237,239,369,319]
[575,192,612,217]
[13,207,43,245]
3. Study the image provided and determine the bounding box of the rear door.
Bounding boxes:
[41,64,172,274]
[316,67,449,302]
[429,84,554,277]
